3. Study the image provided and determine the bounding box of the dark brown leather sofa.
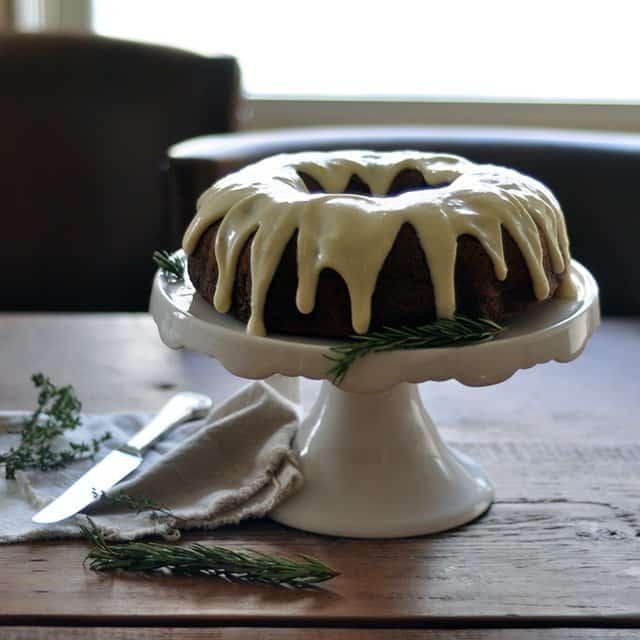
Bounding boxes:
[169,126,640,315]
[1,33,240,311]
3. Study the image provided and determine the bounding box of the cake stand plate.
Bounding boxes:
[150,257,599,538]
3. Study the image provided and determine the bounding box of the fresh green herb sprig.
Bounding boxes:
[94,490,179,521]
[81,517,339,587]
[326,315,504,384]
[0,374,111,479]
[92,489,175,518]
[153,250,184,281]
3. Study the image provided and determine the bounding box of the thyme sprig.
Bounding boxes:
[81,517,338,587]
[326,315,504,384]
[94,490,179,521]
[0,374,110,479]
[92,490,184,539]
[153,250,184,281]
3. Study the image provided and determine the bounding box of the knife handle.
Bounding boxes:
[124,392,212,454]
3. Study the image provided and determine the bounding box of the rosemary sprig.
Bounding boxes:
[80,517,339,587]
[326,314,504,384]
[0,374,110,479]
[153,250,184,281]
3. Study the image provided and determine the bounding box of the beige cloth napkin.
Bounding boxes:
[0,381,302,543]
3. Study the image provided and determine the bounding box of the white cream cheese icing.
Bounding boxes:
[182,150,573,337]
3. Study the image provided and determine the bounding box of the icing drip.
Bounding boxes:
[183,150,574,337]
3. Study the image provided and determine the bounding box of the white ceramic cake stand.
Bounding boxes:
[150,256,599,538]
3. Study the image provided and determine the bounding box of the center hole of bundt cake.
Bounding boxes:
[298,169,454,196]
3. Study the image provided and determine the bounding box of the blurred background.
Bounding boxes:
[1,0,639,314]
[3,0,640,131]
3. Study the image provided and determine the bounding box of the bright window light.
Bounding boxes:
[93,0,640,101]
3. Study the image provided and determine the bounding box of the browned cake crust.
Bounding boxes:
[188,220,563,338]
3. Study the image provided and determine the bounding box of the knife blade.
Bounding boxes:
[32,391,212,524]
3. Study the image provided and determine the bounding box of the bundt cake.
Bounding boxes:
[182,150,575,338]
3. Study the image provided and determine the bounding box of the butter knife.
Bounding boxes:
[32,392,212,524]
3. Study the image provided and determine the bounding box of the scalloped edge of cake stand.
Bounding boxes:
[150,258,600,393]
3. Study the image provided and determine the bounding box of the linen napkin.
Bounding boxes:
[0,381,302,543]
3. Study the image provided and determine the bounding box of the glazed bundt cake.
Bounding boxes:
[182,150,574,338]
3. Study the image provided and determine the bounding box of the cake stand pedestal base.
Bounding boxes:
[270,381,494,538]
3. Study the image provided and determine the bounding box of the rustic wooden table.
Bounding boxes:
[0,313,639,639]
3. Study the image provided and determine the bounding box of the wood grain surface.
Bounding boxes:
[2,629,639,639]
[0,314,639,633]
